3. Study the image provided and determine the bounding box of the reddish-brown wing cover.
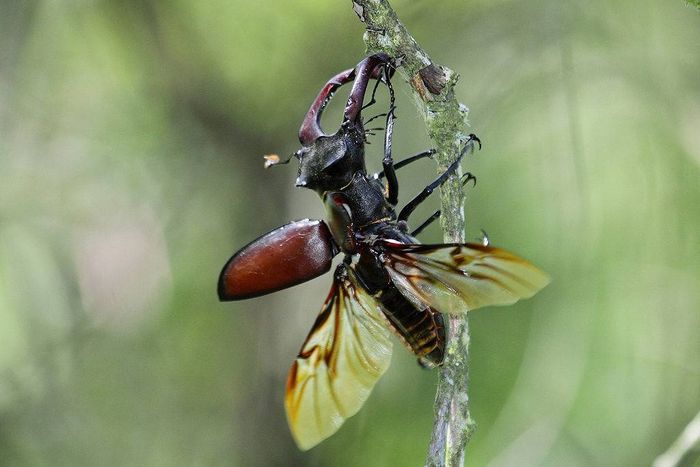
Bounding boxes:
[218,219,337,300]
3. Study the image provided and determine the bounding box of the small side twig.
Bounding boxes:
[351,1,475,466]
[653,410,700,467]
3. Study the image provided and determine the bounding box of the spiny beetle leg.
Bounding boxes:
[410,210,441,237]
[397,135,480,223]
[409,172,477,236]
[381,67,399,206]
[364,112,388,126]
[362,62,395,111]
[376,149,437,179]
[361,76,383,112]
[383,104,398,205]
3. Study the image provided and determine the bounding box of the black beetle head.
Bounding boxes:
[295,122,366,192]
[292,54,393,193]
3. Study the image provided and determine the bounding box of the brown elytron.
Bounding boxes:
[218,219,336,301]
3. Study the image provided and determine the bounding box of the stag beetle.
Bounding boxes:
[218,54,549,450]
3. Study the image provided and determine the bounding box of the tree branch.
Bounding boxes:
[351,1,475,465]
[653,410,700,467]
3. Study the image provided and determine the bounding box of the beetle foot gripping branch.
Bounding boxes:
[218,54,549,451]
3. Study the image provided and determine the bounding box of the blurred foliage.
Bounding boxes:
[1,0,699,466]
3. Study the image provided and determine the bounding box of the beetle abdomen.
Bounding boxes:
[377,284,445,365]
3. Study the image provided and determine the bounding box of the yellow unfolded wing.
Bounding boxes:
[285,266,393,451]
[381,240,550,314]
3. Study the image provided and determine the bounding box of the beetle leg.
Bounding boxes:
[375,149,437,179]
[363,112,388,126]
[410,210,441,237]
[362,59,396,112]
[382,105,399,205]
[397,135,480,223]
[361,76,384,111]
[364,126,384,140]
[409,172,477,236]
[381,68,401,205]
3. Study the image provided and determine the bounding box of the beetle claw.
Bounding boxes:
[462,172,477,188]
[467,133,482,150]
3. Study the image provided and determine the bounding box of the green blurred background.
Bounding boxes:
[1,0,699,465]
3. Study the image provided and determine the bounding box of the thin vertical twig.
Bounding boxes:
[654,411,700,467]
[351,1,475,465]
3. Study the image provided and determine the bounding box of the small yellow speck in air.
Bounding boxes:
[264,154,280,169]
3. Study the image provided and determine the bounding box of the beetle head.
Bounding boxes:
[289,54,392,193]
[295,121,366,192]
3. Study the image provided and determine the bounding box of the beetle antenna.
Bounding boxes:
[263,152,297,169]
